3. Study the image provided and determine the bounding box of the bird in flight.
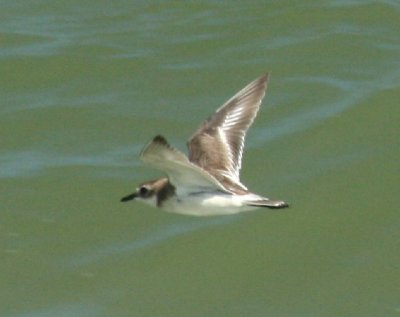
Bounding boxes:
[121,73,289,216]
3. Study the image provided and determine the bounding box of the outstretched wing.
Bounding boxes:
[187,73,269,189]
[140,135,227,195]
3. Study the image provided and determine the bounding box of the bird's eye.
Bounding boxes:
[139,186,149,196]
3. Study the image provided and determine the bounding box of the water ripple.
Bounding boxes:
[66,216,240,269]
[0,147,141,179]
[253,69,400,145]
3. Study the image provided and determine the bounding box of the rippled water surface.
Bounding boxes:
[1,1,399,316]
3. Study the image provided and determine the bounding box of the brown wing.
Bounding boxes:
[187,73,269,192]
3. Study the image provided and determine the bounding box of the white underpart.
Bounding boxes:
[164,192,261,216]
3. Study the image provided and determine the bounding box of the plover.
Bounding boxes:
[121,73,289,216]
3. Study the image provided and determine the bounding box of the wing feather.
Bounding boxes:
[187,73,269,189]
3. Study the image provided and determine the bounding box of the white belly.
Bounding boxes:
[161,193,258,216]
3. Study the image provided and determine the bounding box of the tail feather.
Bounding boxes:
[247,199,289,209]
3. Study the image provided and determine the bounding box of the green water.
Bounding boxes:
[1,1,399,316]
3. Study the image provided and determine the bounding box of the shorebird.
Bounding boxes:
[121,73,288,216]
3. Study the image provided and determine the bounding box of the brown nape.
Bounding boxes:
[155,179,176,207]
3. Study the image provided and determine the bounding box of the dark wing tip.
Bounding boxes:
[257,72,270,86]
[261,72,270,81]
[266,200,289,209]
[273,201,289,209]
[153,135,168,145]
[149,135,177,153]
[247,199,289,209]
